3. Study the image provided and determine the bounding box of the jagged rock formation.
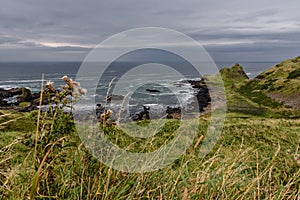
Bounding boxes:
[220,63,249,82]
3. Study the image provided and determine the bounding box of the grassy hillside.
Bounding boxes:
[220,60,300,118]
[241,56,300,109]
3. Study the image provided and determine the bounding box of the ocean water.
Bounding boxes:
[0,61,278,115]
[0,61,278,88]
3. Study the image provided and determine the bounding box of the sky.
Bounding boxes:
[0,0,300,62]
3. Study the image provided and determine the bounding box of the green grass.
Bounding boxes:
[252,56,300,97]
[237,79,283,109]
[0,111,36,132]
[0,111,299,199]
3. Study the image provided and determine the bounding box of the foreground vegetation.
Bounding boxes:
[0,108,300,199]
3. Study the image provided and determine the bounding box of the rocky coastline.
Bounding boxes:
[0,79,212,119]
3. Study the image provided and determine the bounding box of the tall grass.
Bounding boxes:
[0,115,299,199]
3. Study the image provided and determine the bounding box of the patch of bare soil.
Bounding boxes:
[267,92,300,109]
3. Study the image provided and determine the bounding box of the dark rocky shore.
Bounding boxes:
[0,88,46,112]
[0,79,212,119]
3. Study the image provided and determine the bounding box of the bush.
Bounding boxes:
[287,68,300,79]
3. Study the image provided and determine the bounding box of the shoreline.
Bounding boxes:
[0,79,211,120]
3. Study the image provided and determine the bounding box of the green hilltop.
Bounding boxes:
[219,63,249,83]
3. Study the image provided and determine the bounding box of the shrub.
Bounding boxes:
[287,68,300,79]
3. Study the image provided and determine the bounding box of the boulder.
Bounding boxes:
[166,106,181,119]
[16,88,32,103]
[130,106,150,121]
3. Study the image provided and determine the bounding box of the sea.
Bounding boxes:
[0,61,278,117]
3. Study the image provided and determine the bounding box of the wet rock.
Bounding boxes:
[33,96,49,106]
[196,87,211,112]
[0,88,23,99]
[18,103,37,112]
[166,106,181,119]
[16,88,32,103]
[146,89,161,93]
[187,79,207,89]
[187,79,211,112]
[130,106,150,121]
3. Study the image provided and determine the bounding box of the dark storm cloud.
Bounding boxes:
[0,0,299,61]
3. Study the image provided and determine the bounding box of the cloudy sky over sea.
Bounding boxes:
[0,0,300,62]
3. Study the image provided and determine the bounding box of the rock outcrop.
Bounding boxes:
[166,106,181,119]
[130,106,150,121]
[187,79,211,112]
[220,63,249,82]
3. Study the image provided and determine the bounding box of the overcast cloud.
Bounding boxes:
[0,0,299,61]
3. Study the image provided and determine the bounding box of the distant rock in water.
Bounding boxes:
[146,89,161,93]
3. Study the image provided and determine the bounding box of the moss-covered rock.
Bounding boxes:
[220,63,249,82]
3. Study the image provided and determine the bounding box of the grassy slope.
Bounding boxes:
[0,60,300,199]
[239,56,300,109]
[255,56,300,95]
[221,61,300,118]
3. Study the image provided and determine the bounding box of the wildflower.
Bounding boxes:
[62,75,74,89]
[286,149,291,155]
[46,81,56,93]
[99,109,114,127]
[61,75,68,81]
[63,84,70,90]
[78,88,87,96]
[106,109,113,116]
[71,79,80,87]
[61,75,86,97]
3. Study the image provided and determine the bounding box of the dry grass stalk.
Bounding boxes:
[182,187,189,200]
[194,135,204,149]
[34,73,44,165]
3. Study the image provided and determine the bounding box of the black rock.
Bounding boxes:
[16,88,32,103]
[130,106,150,121]
[0,88,23,99]
[166,106,181,119]
[146,89,161,93]
[187,79,211,112]
[196,87,211,112]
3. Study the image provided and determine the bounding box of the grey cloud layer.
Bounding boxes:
[0,0,299,61]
